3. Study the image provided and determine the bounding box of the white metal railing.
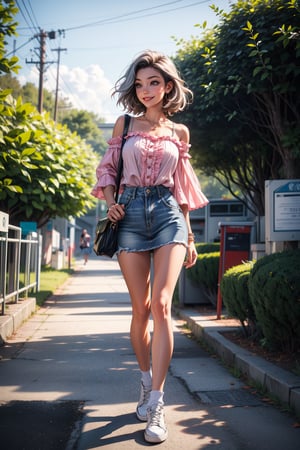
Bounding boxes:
[0,221,41,315]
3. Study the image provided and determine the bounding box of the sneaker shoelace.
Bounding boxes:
[149,404,163,426]
[141,384,151,404]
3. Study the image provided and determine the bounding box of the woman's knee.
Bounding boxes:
[151,294,172,321]
[132,300,151,324]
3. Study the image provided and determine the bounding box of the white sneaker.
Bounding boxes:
[136,382,151,421]
[144,403,168,443]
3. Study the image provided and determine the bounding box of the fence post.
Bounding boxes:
[0,212,9,314]
[36,232,43,292]
[0,216,40,314]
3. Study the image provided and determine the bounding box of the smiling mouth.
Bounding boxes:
[143,97,153,102]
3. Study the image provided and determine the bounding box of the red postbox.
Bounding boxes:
[217,222,253,319]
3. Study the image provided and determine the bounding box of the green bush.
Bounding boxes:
[0,92,98,227]
[187,251,220,306]
[220,262,256,336]
[195,242,220,254]
[248,250,300,352]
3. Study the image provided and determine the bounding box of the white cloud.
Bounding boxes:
[19,64,121,122]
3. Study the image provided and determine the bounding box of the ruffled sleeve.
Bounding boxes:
[173,142,209,211]
[90,136,122,199]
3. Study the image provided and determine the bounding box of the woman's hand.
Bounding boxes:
[107,203,125,223]
[183,242,198,269]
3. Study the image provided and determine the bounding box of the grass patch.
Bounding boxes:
[35,267,73,307]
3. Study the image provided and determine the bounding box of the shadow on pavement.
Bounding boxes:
[0,400,84,450]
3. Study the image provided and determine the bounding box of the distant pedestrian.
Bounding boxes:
[80,229,91,265]
[91,50,208,443]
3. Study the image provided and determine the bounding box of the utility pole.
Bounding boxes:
[37,30,46,113]
[26,30,47,113]
[26,30,59,113]
[52,47,67,122]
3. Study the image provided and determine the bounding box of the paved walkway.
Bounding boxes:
[0,255,299,449]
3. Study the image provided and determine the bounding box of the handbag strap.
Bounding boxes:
[114,113,130,202]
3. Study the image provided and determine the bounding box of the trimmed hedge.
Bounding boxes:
[195,243,220,254]
[187,250,220,306]
[220,262,256,336]
[248,250,300,352]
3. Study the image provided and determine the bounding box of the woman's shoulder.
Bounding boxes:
[173,122,190,144]
[112,115,128,138]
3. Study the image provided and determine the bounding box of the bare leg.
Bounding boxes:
[118,251,152,371]
[151,244,186,392]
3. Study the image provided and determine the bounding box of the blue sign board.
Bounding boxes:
[20,221,37,236]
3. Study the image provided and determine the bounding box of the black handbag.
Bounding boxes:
[93,114,130,257]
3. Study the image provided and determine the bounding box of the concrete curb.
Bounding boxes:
[0,298,36,342]
[174,307,300,418]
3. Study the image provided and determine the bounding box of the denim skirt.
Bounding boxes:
[117,185,188,253]
[81,247,91,255]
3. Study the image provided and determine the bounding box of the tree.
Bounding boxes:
[0,0,19,74]
[0,92,98,227]
[1,79,70,119]
[0,72,22,94]
[0,76,108,156]
[62,109,107,157]
[21,81,55,113]
[0,3,98,227]
[174,0,300,216]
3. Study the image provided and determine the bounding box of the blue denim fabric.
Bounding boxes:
[117,185,188,253]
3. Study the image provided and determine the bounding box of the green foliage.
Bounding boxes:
[0,91,98,227]
[187,250,220,305]
[220,261,257,336]
[174,0,300,216]
[62,109,107,157]
[0,0,20,74]
[34,266,73,307]
[195,242,220,254]
[197,172,238,199]
[0,77,74,123]
[0,4,105,228]
[0,72,22,94]
[0,77,108,157]
[20,81,59,114]
[248,250,300,352]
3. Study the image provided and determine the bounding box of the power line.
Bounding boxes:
[64,0,210,31]
[26,0,40,31]
[6,36,35,57]
[15,0,39,34]
[64,0,184,31]
[25,30,61,113]
[8,2,70,119]
[9,0,208,71]
[10,0,210,119]
[52,47,67,121]
[13,0,206,34]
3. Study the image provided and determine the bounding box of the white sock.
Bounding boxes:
[149,390,164,406]
[141,370,152,388]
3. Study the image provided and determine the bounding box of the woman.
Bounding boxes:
[91,50,208,444]
[80,229,91,265]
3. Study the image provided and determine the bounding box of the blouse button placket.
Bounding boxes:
[145,144,154,184]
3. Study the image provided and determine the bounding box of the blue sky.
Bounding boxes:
[9,0,231,121]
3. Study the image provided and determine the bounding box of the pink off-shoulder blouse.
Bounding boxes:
[91,131,209,211]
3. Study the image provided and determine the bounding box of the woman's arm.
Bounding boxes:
[180,202,197,269]
[102,115,127,207]
[102,115,127,221]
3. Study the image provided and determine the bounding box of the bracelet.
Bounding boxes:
[188,232,195,241]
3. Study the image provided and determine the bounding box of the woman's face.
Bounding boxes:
[134,67,172,109]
